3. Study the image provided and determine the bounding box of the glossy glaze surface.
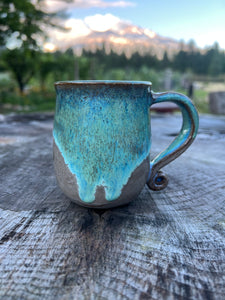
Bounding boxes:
[53,81,152,204]
[53,80,199,208]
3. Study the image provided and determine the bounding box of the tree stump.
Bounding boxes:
[0,113,225,299]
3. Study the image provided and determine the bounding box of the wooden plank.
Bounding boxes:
[0,113,225,299]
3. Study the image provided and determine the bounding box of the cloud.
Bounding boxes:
[46,13,130,45]
[47,18,91,45]
[65,18,91,37]
[43,13,151,54]
[44,0,136,12]
[84,14,121,32]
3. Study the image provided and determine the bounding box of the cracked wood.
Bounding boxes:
[0,113,225,299]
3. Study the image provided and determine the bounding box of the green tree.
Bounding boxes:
[187,39,197,52]
[0,0,58,48]
[161,51,170,69]
[208,42,223,76]
[52,50,75,81]
[2,48,38,93]
[38,52,56,91]
[0,0,65,93]
[173,50,188,72]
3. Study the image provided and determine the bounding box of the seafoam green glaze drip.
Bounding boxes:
[53,84,151,203]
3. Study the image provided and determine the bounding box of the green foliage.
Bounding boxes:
[84,46,225,77]
[0,0,66,94]
[192,89,209,114]
[0,0,61,49]
[208,44,224,76]
[0,0,45,48]
[1,0,224,116]
[1,39,225,114]
[2,48,39,93]
[0,90,55,113]
[172,43,225,76]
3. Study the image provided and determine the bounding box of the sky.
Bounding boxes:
[44,0,225,49]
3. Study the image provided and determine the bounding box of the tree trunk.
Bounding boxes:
[17,78,25,95]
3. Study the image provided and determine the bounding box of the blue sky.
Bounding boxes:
[45,0,225,49]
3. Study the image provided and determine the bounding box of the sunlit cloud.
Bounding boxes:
[43,13,159,57]
[45,13,131,48]
[46,18,91,46]
[109,36,128,44]
[65,18,91,37]
[144,28,156,39]
[44,0,136,12]
[84,14,121,32]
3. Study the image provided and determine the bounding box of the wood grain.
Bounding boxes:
[0,113,225,299]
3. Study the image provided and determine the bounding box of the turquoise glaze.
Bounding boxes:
[53,81,199,207]
[150,92,199,167]
[54,81,151,203]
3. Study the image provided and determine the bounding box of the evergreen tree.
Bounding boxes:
[172,50,188,72]
[161,51,170,69]
[208,42,223,76]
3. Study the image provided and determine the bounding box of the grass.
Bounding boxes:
[0,90,56,114]
[193,89,209,114]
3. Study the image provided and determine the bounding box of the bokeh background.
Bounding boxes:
[1,0,225,114]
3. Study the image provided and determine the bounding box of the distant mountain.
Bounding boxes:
[59,23,185,58]
[45,14,192,58]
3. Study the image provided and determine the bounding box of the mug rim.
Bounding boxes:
[54,80,152,87]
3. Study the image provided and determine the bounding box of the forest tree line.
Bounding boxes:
[84,43,225,77]
[1,0,225,95]
[1,42,225,94]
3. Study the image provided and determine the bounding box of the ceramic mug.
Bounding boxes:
[53,80,198,208]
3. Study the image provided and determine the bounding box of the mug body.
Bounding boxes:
[53,81,152,208]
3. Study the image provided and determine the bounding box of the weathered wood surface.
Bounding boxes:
[0,113,225,300]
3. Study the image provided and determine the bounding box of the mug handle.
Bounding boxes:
[147,92,199,190]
